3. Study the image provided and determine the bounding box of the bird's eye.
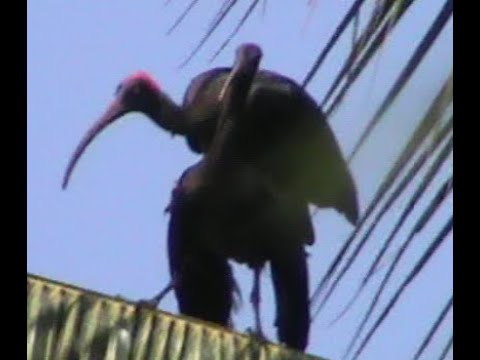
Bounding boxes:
[115,83,124,96]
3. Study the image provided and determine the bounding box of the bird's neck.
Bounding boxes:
[150,93,189,135]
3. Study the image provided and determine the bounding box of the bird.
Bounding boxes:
[62,43,359,352]
[164,43,313,350]
[61,53,359,231]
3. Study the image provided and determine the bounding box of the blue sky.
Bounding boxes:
[27,1,452,359]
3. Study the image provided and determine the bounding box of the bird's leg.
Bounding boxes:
[148,281,175,307]
[247,268,269,343]
[251,268,263,335]
[136,274,179,310]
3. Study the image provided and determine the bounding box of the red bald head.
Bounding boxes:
[117,71,162,97]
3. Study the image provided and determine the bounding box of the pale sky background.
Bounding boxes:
[27,1,452,359]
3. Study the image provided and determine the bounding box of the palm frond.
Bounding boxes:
[179,0,240,68]
[310,72,452,311]
[318,127,452,322]
[347,0,453,161]
[364,129,452,284]
[320,120,452,312]
[261,0,267,17]
[413,295,453,360]
[208,0,237,29]
[362,72,452,273]
[166,0,201,35]
[438,333,453,360]
[344,175,452,359]
[322,0,416,113]
[301,0,368,88]
[209,0,261,62]
[350,215,453,360]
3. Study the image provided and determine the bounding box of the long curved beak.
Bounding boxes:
[62,100,128,189]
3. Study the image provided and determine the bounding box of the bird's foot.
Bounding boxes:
[136,280,175,311]
[245,326,270,346]
[135,297,160,311]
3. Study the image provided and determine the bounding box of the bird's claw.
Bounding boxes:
[135,297,160,311]
[136,281,175,312]
[245,327,270,345]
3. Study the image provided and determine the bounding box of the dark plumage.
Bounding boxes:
[63,64,358,226]
[183,68,359,225]
[62,43,358,352]
[166,45,309,347]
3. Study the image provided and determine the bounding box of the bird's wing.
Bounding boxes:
[182,68,230,153]
[183,68,359,224]
[247,72,359,225]
[184,68,224,104]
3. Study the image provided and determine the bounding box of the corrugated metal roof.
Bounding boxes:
[27,273,325,360]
